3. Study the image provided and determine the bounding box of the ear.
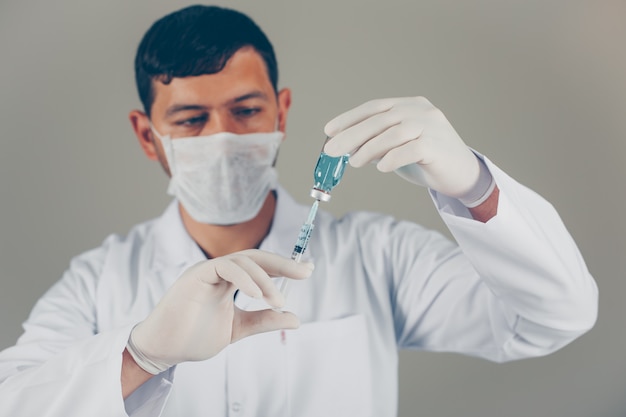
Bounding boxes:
[276,88,291,134]
[129,110,159,161]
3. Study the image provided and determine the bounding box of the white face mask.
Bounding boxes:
[151,126,284,225]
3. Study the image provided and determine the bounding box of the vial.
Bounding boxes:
[310,137,349,202]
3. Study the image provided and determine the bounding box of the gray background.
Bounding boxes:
[0,0,624,416]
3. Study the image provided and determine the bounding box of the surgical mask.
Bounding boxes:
[151,126,283,225]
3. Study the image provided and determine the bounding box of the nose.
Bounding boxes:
[202,112,235,135]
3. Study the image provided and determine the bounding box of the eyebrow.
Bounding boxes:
[164,104,208,118]
[231,91,270,103]
[164,91,270,118]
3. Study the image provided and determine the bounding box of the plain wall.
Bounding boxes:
[1,1,624,416]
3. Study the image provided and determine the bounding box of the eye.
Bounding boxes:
[233,107,262,118]
[174,114,208,126]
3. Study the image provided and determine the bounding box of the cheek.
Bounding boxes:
[151,137,172,176]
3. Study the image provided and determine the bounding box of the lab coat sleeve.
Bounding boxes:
[0,248,174,417]
[393,155,598,362]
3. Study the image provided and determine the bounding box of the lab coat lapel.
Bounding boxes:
[149,200,206,290]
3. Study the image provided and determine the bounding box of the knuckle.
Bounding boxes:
[428,107,446,122]
[414,137,434,163]
[415,96,432,105]
[397,121,417,139]
[378,110,398,126]
[366,97,394,113]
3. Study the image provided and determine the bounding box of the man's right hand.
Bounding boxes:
[126,249,314,375]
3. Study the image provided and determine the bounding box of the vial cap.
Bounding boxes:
[310,188,331,202]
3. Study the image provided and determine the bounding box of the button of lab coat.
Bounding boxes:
[231,401,242,413]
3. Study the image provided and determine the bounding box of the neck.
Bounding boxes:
[180,191,277,259]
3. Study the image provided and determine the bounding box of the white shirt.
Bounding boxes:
[0,156,598,417]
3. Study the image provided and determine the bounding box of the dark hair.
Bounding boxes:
[134,5,278,115]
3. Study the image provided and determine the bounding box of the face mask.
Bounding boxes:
[151,126,284,225]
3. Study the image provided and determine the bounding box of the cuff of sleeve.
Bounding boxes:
[124,367,175,417]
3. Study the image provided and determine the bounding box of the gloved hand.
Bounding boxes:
[323,97,494,206]
[127,249,314,375]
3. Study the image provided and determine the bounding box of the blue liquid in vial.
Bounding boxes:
[313,152,349,194]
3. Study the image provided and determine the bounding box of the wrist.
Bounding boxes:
[126,328,172,375]
[458,158,495,208]
[121,348,154,398]
[467,184,499,222]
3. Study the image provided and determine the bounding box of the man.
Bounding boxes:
[0,5,597,417]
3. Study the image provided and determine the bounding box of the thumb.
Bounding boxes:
[231,309,300,343]
[394,163,428,187]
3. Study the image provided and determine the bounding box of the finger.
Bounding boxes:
[348,120,424,168]
[240,249,314,280]
[376,138,432,172]
[211,258,264,299]
[324,109,404,158]
[229,254,285,308]
[231,309,300,343]
[324,98,396,141]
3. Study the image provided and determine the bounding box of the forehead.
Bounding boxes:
[151,48,275,111]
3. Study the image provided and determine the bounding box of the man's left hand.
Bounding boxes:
[324,96,492,206]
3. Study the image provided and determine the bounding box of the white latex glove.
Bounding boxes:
[127,249,314,374]
[324,97,494,206]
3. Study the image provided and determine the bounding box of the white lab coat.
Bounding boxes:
[0,156,597,417]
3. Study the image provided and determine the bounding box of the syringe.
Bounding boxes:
[279,137,349,298]
[278,200,319,296]
[291,199,319,263]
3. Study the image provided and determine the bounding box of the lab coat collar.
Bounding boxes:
[148,186,313,273]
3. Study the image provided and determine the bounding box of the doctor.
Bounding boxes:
[0,4,597,417]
